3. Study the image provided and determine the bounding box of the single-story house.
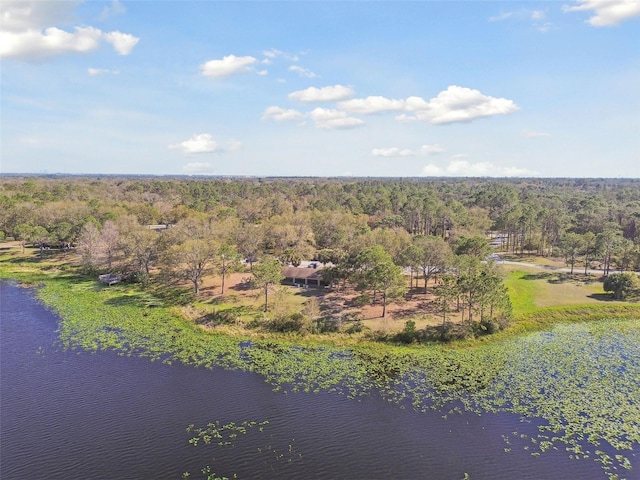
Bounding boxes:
[282,267,328,288]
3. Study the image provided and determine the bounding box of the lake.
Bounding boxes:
[0,281,630,479]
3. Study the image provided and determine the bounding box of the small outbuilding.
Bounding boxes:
[98,273,122,286]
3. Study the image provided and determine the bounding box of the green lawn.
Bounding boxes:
[503,266,608,316]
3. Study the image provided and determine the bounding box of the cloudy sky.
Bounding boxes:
[1,0,639,177]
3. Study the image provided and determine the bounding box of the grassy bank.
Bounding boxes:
[2,246,639,348]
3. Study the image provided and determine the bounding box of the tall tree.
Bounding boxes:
[582,231,596,275]
[29,226,50,257]
[77,222,102,272]
[454,235,492,259]
[434,273,458,327]
[100,220,120,270]
[120,224,159,275]
[559,232,585,275]
[216,243,241,294]
[51,221,74,251]
[252,255,284,312]
[413,235,453,294]
[398,244,421,290]
[13,223,34,253]
[159,219,217,294]
[596,226,623,276]
[455,255,483,324]
[235,223,264,270]
[353,245,406,318]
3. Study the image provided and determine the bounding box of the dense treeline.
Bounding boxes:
[2,176,638,263]
[1,175,639,338]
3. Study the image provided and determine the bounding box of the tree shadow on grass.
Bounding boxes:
[391,300,437,320]
[292,286,326,299]
[104,295,141,307]
[230,277,254,291]
[147,282,194,306]
[586,292,640,303]
[520,272,555,281]
[104,293,163,308]
[4,255,44,264]
[520,272,601,286]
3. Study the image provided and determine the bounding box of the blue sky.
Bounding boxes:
[1,0,639,177]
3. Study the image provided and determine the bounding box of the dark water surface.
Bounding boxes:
[1,282,610,479]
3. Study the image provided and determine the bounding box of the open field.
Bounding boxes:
[503,264,609,314]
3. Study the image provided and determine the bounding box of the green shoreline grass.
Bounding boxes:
[2,255,640,479]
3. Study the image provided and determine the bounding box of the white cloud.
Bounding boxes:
[263,106,362,129]
[288,85,354,103]
[367,89,517,125]
[169,134,219,154]
[423,157,539,177]
[309,108,364,129]
[0,1,80,32]
[420,144,446,154]
[423,164,444,176]
[489,12,514,22]
[372,147,415,157]
[406,86,519,124]
[263,48,299,62]
[88,67,118,76]
[447,159,494,176]
[338,96,405,114]
[268,85,516,130]
[563,0,640,26]
[488,8,551,31]
[395,114,417,124]
[531,10,546,20]
[262,106,305,122]
[263,48,282,59]
[289,65,317,78]
[1,26,101,59]
[183,162,214,174]
[0,1,139,60]
[100,0,126,20]
[200,55,258,78]
[372,144,444,157]
[169,134,242,155]
[103,31,139,55]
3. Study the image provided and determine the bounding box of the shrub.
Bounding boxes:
[315,317,343,333]
[395,320,418,344]
[344,320,364,334]
[197,310,239,327]
[439,322,474,342]
[603,272,639,300]
[266,312,310,333]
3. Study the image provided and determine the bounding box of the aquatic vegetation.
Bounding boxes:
[3,271,638,478]
[184,419,301,478]
[185,420,269,447]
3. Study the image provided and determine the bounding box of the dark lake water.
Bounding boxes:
[0,281,614,479]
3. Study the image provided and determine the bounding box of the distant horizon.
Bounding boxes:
[2,172,639,182]
[2,1,639,177]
